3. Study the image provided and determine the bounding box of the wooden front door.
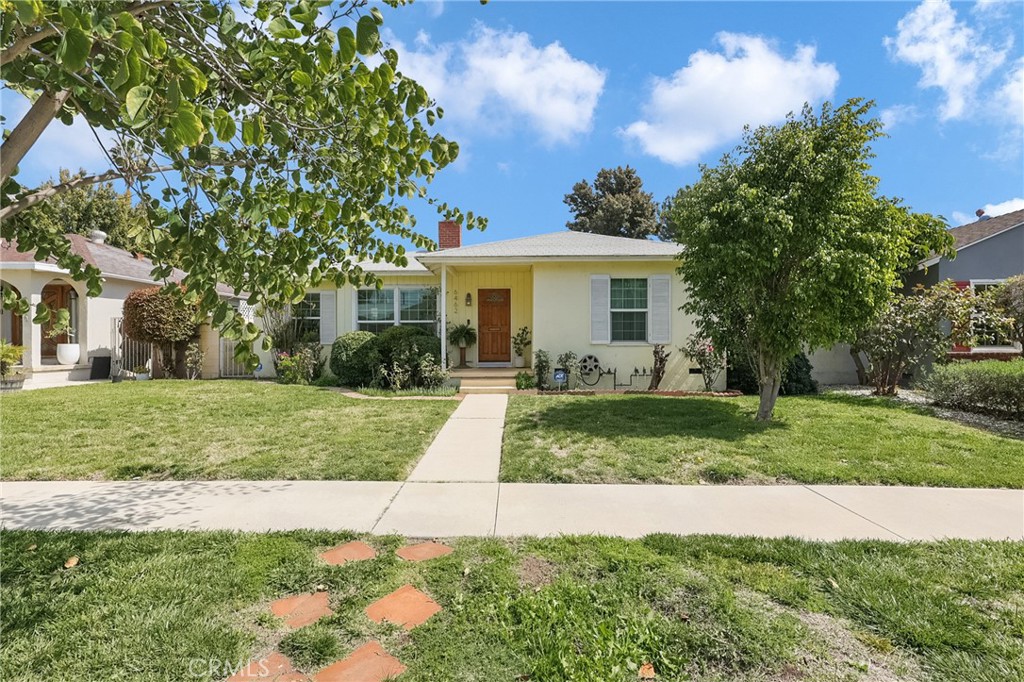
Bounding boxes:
[40,284,73,358]
[478,288,511,363]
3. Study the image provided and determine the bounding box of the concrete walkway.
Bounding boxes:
[2,480,1021,541]
[407,394,507,482]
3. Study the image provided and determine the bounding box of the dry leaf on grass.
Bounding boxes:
[27,544,37,551]
[639,662,656,679]
[64,556,80,568]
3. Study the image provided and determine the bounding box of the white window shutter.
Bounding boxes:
[319,290,337,345]
[590,275,611,344]
[648,275,671,344]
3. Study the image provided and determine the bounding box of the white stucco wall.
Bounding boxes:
[807,343,860,385]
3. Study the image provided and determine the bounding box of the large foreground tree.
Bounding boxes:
[1,0,483,363]
[563,165,662,239]
[670,99,952,421]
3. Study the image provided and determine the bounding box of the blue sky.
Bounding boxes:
[5,0,1023,249]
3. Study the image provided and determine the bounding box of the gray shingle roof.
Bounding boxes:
[417,231,680,261]
[948,209,1024,251]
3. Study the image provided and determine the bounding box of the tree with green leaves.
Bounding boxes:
[19,168,150,253]
[1,0,483,366]
[991,275,1024,345]
[669,99,953,421]
[563,165,661,240]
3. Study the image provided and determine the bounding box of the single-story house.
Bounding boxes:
[809,208,1024,384]
[1,230,245,387]
[300,221,722,391]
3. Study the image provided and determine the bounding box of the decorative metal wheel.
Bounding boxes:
[579,354,601,374]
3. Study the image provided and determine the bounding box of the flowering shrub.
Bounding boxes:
[276,344,323,385]
[682,334,724,391]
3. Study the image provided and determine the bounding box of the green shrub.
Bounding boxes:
[534,350,552,390]
[330,331,376,386]
[920,359,1024,420]
[275,344,322,385]
[727,352,818,396]
[371,325,443,389]
[516,371,536,390]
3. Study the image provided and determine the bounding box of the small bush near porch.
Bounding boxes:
[1,381,456,481]
[501,394,1024,488]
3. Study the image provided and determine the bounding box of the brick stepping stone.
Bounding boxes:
[320,541,376,566]
[395,541,453,562]
[227,651,309,681]
[313,641,406,682]
[364,584,441,630]
[270,591,333,628]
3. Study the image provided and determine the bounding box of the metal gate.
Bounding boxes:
[110,317,151,376]
[219,302,258,378]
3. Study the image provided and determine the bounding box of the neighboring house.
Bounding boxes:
[302,221,722,390]
[0,230,243,387]
[809,209,1024,384]
[910,208,1024,360]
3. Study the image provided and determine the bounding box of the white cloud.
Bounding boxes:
[953,197,1024,225]
[879,104,920,130]
[885,0,1008,121]
[389,24,606,145]
[995,59,1023,126]
[621,32,839,166]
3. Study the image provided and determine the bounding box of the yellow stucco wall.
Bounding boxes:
[532,261,722,391]
[323,261,721,390]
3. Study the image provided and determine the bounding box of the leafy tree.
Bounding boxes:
[564,166,660,239]
[19,168,150,253]
[1,0,483,366]
[669,99,953,420]
[991,275,1024,345]
[853,282,1007,395]
[122,286,199,378]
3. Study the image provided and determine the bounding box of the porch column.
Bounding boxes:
[27,291,42,368]
[440,265,447,368]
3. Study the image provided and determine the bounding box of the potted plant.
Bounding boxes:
[512,326,531,368]
[133,364,151,381]
[46,308,80,365]
[447,322,477,368]
[0,339,26,392]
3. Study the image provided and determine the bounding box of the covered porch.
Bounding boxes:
[434,264,534,370]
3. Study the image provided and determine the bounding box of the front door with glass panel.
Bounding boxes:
[478,288,511,362]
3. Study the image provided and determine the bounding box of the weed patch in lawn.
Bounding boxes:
[2,531,1022,681]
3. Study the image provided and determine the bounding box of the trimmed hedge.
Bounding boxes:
[920,359,1024,420]
[330,331,376,386]
[122,287,197,344]
[726,352,818,396]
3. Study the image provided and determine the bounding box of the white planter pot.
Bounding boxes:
[513,355,525,368]
[136,373,151,381]
[56,343,80,366]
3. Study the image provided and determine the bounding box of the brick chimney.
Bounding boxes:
[438,220,461,250]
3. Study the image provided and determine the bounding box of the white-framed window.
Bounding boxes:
[970,280,1015,350]
[610,278,648,342]
[292,293,321,341]
[357,287,437,334]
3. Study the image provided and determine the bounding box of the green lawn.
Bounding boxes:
[501,394,1024,488]
[0,381,456,481]
[2,530,1021,681]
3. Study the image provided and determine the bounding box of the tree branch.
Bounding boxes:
[0,160,250,221]
[0,89,71,184]
[0,1,178,67]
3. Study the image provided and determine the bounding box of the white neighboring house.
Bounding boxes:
[0,230,244,388]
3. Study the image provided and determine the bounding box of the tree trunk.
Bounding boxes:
[648,344,670,390]
[173,340,189,378]
[755,353,782,421]
[0,90,71,184]
[849,347,867,385]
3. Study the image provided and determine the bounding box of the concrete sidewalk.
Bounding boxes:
[406,395,507,482]
[2,480,1021,541]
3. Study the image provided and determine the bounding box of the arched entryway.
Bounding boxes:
[40,279,80,362]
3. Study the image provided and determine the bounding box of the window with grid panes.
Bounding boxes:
[610,278,647,342]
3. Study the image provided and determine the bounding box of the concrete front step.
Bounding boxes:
[459,386,516,394]
[450,367,530,379]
